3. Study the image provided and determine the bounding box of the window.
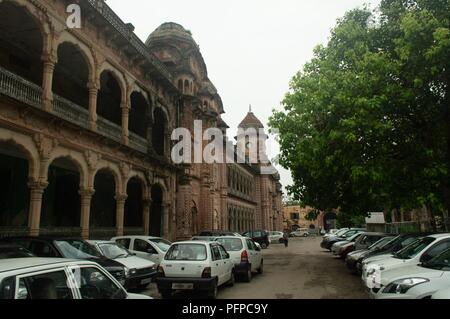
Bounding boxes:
[54,240,101,259]
[17,270,73,299]
[254,231,262,237]
[29,241,58,258]
[98,243,130,259]
[246,239,255,251]
[216,238,243,252]
[421,240,450,263]
[211,245,222,261]
[165,244,207,261]
[290,213,300,220]
[116,238,131,249]
[218,246,229,259]
[78,267,127,300]
[149,238,172,252]
[134,239,156,254]
[395,237,436,260]
[0,277,15,299]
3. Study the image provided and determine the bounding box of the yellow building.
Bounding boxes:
[283,205,325,231]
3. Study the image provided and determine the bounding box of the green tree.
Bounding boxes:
[270,0,450,222]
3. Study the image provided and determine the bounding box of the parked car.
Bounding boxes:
[346,236,395,273]
[331,233,364,257]
[242,230,270,249]
[290,229,310,237]
[323,228,348,239]
[88,240,157,290]
[155,241,235,299]
[335,233,390,260]
[320,228,366,251]
[215,236,263,282]
[369,247,450,299]
[268,231,284,244]
[362,233,450,284]
[0,244,34,259]
[191,236,217,242]
[199,231,241,237]
[0,258,151,299]
[0,237,127,286]
[432,287,450,299]
[111,236,171,266]
[355,233,431,274]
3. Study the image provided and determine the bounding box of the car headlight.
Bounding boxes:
[124,267,130,277]
[384,278,429,294]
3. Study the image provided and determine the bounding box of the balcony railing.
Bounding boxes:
[97,116,123,143]
[52,95,90,129]
[129,131,149,153]
[86,0,173,82]
[0,65,42,109]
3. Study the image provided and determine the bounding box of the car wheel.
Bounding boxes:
[261,242,268,249]
[243,266,252,283]
[208,280,218,299]
[160,290,172,299]
[227,271,235,287]
[257,260,264,274]
[303,234,308,237]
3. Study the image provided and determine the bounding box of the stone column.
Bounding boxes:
[121,104,130,145]
[41,54,56,111]
[27,181,48,237]
[79,188,95,240]
[115,194,128,236]
[143,197,151,236]
[87,82,99,130]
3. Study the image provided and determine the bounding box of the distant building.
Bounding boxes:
[283,205,326,231]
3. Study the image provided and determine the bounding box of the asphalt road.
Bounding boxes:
[142,237,368,299]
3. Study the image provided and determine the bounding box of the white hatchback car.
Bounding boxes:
[155,241,234,299]
[0,258,151,299]
[111,236,171,266]
[369,247,450,299]
[363,234,450,284]
[215,236,263,282]
[268,231,284,244]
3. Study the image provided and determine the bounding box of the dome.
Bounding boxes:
[146,22,197,46]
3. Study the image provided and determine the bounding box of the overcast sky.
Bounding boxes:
[107,0,380,194]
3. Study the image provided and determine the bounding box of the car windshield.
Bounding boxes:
[422,248,450,271]
[368,237,394,250]
[394,237,436,260]
[55,240,102,259]
[0,246,34,259]
[216,238,243,251]
[98,243,131,259]
[165,244,207,261]
[347,233,361,241]
[149,238,171,252]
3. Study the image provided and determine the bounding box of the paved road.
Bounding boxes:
[142,237,368,299]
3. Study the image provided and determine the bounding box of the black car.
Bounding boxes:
[354,232,434,274]
[320,228,366,251]
[242,230,270,249]
[0,237,127,286]
[0,244,35,259]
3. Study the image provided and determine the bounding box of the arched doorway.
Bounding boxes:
[52,42,89,109]
[124,177,144,234]
[150,184,163,237]
[97,70,122,126]
[323,212,337,231]
[152,108,166,156]
[0,2,43,86]
[90,169,116,239]
[0,141,30,236]
[129,92,148,138]
[41,157,81,236]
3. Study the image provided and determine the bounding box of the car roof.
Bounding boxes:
[215,236,250,240]
[427,233,450,239]
[114,236,163,240]
[173,241,219,245]
[0,258,96,273]
[87,240,114,245]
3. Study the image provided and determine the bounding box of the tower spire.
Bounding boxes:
[249,104,252,113]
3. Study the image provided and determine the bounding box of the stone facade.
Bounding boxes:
[283,206,325,231]
[0,0,282,241]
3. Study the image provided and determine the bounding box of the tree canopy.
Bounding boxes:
[270,0,450,218]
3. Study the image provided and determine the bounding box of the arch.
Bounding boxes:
[0,0,45,86]
[177,79,183,92]
[46,148,88,189]
[90,168,117,234]
[97,69,123,126]
[92,162,122,195]
[53,41,90,109]
[124,176,144,229]
[97,63,127,100]
[125,171,149,198]
[184,79,190,94]
[129,91,149,138]
[54,34,95,80]
[152,107,167,156]
[41,157,82,230]
[0,128,39,181]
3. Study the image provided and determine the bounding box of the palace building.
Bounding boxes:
[0,0,282,241]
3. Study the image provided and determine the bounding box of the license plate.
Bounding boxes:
[172,283,194,290]
[141,278,152,285]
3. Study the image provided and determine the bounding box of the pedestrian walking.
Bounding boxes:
[283,231,289,248]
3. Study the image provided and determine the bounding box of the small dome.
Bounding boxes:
[239,110,264,129]
[146,22,196,46]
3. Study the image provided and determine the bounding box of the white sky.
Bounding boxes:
[107,0,380,194]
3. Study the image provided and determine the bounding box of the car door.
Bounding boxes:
[15,268,75,299]
[115,238,131,250]
[132,239,159,264]
[250,239,262,270]
[210,244,224,285]
[218,245,232,283]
